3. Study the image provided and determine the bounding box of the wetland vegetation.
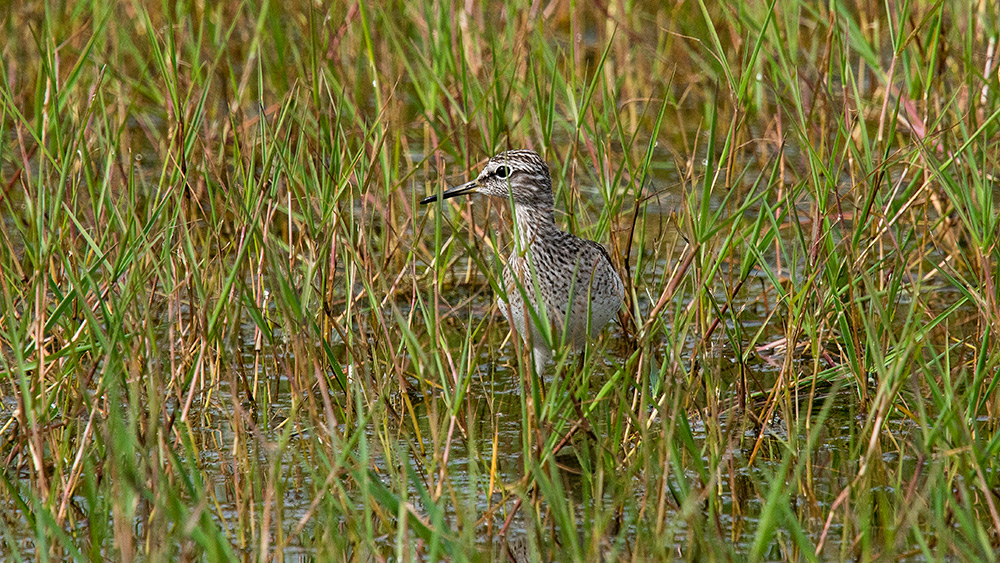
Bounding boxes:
[1,0,999,560]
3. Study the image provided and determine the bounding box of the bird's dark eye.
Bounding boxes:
[495,165,510,179]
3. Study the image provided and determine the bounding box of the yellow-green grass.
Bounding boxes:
[0,0,998,560]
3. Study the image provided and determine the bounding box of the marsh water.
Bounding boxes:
[0,117,980,559]
[108,143,963,558]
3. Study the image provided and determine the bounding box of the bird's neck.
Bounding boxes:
[511,204,556,248]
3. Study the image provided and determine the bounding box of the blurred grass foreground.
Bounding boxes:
[1,0,999,560]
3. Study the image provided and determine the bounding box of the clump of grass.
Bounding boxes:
[0,0,998,560]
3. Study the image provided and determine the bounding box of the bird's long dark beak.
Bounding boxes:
[420,181,479,205]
